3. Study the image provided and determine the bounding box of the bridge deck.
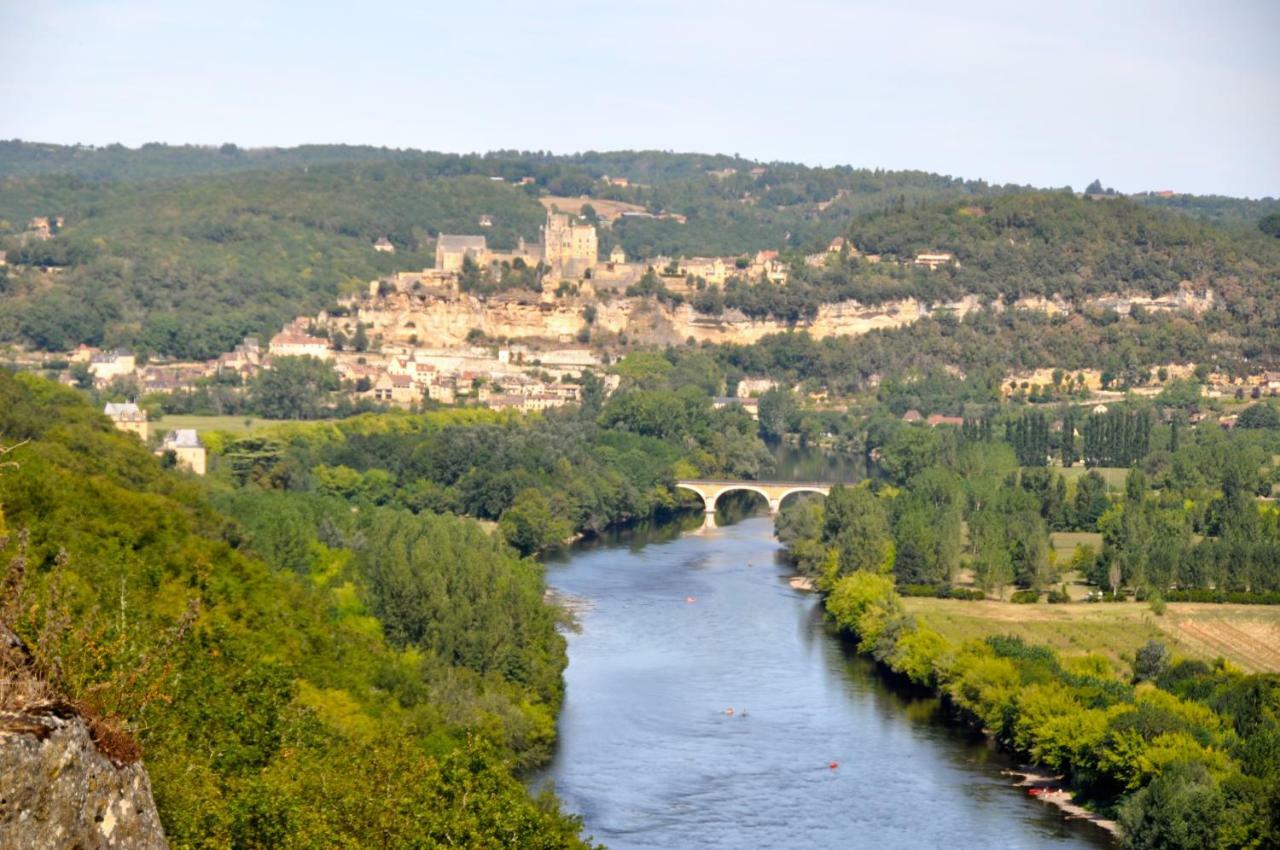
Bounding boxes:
[676,480,837,488]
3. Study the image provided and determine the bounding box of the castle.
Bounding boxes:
[541,210,598,278]
[434,208,599,280]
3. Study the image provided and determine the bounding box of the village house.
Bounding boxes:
[749,250,788,284]
[736,377,778,398]
[712,396,760,419]
[89,350,137,383]
[902,409,923,423]
[104,401,149,441]
[426,378,456,404]
[161,429,207,475]
[679,257,729,287]
[373,237,395,254]
[477,214,494,228]
[268,331,331,360]
[25,216,63,241]
[609,245,627,265]
[914,252,956,270]
[371,372,417,405]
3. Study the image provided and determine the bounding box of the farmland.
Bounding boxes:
[903,597,1280,673]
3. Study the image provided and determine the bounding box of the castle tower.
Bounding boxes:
[541,209,598,279]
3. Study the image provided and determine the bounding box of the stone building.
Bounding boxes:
[542,210,598,278]
[161,429,207,475]
[104,402,149,441]
[435,235,488,272]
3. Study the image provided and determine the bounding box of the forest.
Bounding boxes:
[206,351,770,556]
[3,142,1277,362]
[0,370,598,849]
[774,402,1280,848]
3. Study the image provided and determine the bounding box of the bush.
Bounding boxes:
[1046,587,1071,604]
[1165,589,1280,605]
[898,584,986,600]
[1010,589,1040,604]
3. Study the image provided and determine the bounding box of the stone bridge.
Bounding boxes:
[675,479,832,517]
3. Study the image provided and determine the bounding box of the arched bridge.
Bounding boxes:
[675,479,832,516]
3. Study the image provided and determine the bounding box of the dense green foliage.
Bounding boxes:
[210,376,767,556]
[0,371,594,848]
[7,143,1275,369]
[0,165,544,358]
[782,431,1280,847]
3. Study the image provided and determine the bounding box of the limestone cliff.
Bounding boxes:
[0,708,168,850]
[338,286,1216,350]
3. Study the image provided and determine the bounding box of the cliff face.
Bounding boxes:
[344,287,1215,350]
[0,709,168,850]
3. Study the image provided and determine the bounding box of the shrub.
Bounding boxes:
[1047,586,1071,604]
[1010,589,1040,604]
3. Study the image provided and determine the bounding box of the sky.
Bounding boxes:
[2,0,1278,197]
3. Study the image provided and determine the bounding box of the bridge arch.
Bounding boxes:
[776,487,829,512]
[675,480,833,517]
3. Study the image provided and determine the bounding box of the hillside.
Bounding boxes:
[2,143,1277,362]
[0,371,592,848]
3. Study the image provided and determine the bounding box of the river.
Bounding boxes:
[538,513,1112,849]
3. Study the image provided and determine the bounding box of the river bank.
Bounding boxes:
[1008,769,1119,835]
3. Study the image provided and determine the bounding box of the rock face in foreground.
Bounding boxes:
[0,710,168,850]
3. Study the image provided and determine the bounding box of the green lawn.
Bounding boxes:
[152,414,307,435]
[1050,531,1102,563]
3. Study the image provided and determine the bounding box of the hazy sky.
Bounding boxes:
[3,0,1278,196]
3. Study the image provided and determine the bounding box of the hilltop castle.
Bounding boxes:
[434,209,599,280]
[541,210,598,278]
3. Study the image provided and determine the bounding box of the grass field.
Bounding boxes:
[1049,531,1102,563]
[540,196,647,222]
[903,598,1280,673]
[153,414,308,435]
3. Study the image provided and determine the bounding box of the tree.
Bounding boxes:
[70,362,94,389]
[1260,211,1280,239]
[1237,402,1280,430]
[500,488,573,556]
[353,324,369,352]
[249,356,339,419]
[756,388,797,441]
[821,484,893,579]
[1133,640,1170,682]
[1117,761,1225,850]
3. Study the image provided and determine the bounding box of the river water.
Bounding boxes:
[539,514,1111,849]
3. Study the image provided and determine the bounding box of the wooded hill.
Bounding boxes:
[0,371,595,848]
[1,142,1276,360]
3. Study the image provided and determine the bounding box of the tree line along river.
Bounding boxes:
[536,505,1112,849]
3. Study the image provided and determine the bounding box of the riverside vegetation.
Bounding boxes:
[776,411,1280,848]
[0,358,775,847]
[0,370,596,848]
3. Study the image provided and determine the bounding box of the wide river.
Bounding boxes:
[538,513,1112,849]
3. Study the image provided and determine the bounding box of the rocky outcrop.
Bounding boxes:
[0,709,168,850]
[338,286,1218,350]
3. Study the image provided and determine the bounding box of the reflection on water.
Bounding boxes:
[768,442,866,483]
[538,516,1111,850]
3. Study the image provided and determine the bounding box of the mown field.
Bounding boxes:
[903,597,1280,673]
[155,414,332,434]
